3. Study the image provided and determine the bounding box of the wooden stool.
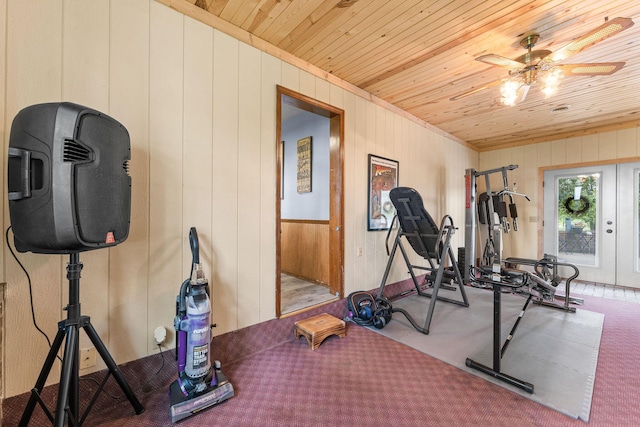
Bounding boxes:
[294,313,346,350]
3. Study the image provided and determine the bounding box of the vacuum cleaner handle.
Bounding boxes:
[189,227,199,265]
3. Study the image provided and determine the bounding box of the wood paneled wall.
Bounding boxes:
[0,0,477,398]
[281,220,330,286]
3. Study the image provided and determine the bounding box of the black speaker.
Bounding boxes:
[8,102,131,254]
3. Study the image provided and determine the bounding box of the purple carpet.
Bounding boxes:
[3,291,640,426]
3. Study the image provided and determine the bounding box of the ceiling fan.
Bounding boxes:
[450,17,635,105]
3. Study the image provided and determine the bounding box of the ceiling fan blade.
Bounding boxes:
[476,54,525,70]
[547,17,634,62]
[557,62,626,76]
[449,79,504,101]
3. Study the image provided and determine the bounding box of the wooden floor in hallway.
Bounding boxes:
[281,273,337,314]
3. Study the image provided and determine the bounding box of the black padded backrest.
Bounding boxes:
[390,187,439,259]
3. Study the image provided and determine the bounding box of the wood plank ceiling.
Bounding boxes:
[178,0,640,152]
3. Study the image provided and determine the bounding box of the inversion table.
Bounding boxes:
[377,187,469,335]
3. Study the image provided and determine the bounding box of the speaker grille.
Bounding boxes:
[63,139,91,162]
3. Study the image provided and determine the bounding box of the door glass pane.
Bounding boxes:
[556,173,599,266]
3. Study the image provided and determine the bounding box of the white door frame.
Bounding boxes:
[616,162,640,287]
[543,161,640,288]
[543,164,616,284]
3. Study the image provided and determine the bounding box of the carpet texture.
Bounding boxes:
[373,285,604,421]
[6,289,640,426]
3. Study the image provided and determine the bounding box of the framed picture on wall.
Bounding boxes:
[368,154,399,231]
[297,136,312,193]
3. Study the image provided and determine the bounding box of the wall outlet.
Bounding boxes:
[154,326,167,345]
[79,347,97,369]
[357,247,363,257]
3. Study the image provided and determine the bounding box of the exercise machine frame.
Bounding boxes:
[463,165,581,393]
[376,187,469,335]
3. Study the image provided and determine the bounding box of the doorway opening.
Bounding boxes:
[543,161,640,287]
[276,86,344,317]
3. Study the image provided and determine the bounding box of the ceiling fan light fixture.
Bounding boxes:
[540,67,564,98]
[500,79,521,106]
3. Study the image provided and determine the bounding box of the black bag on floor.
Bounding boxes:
[346,291,392,329]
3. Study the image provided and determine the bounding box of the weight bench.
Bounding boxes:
[376,187,469,335]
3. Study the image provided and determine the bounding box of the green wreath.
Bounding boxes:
[563,196,590,215]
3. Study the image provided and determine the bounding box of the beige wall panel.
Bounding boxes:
[550,139,567,166]
[347,95,367,296]
[62,0,109,109]
[372,105,388,282]
[259,52,280,321]
[363,101,378,290]
[212,30,240,335]
[146,1,184,361]
[565,137,582,162]
[180,15,214,343]
[536,142,551,168]
[4,0,64,398]
[299,70,316,98]
[598,131,617,161]
[330,84,344,110]
[315,77,331,105]
[581,134,599,162]
[617,128,637,158]
[237,42,262,329]
[281,61,300,91]
[342,90,356,295]
[108,0,151,365]
[62,0,111,367]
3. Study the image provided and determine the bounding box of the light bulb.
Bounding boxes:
[500,79,520,106]
[540,68,563,98]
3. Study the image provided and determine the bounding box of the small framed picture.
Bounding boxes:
[368,154,399,231]
[296,136,312,193]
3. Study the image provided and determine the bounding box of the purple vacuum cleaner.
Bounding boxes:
[169,228,234,423]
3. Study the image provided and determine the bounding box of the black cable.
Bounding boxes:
[5,226,54,350]
[151,343,167,382]
[81,343,169,402]
[6,226,171,401]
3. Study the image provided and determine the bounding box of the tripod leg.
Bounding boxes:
[83,322,145,415]
[19,327,66,427]
[54,324,79,427]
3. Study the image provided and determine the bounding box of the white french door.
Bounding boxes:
[543,163,640,287]
[616,162,640,287]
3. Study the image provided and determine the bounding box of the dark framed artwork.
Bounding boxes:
[297,136,312,193]
[368,154,399,231]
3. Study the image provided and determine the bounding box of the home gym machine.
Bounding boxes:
[463,165,580,393]
[376,187,469,335]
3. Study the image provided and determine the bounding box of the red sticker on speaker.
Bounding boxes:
[105,232,115,244]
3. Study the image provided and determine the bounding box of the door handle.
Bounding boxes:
[606,229,613,234]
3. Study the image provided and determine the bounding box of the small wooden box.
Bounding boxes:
[294,313,346,350]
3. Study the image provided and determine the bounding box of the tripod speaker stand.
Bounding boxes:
[19,253,144,426]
